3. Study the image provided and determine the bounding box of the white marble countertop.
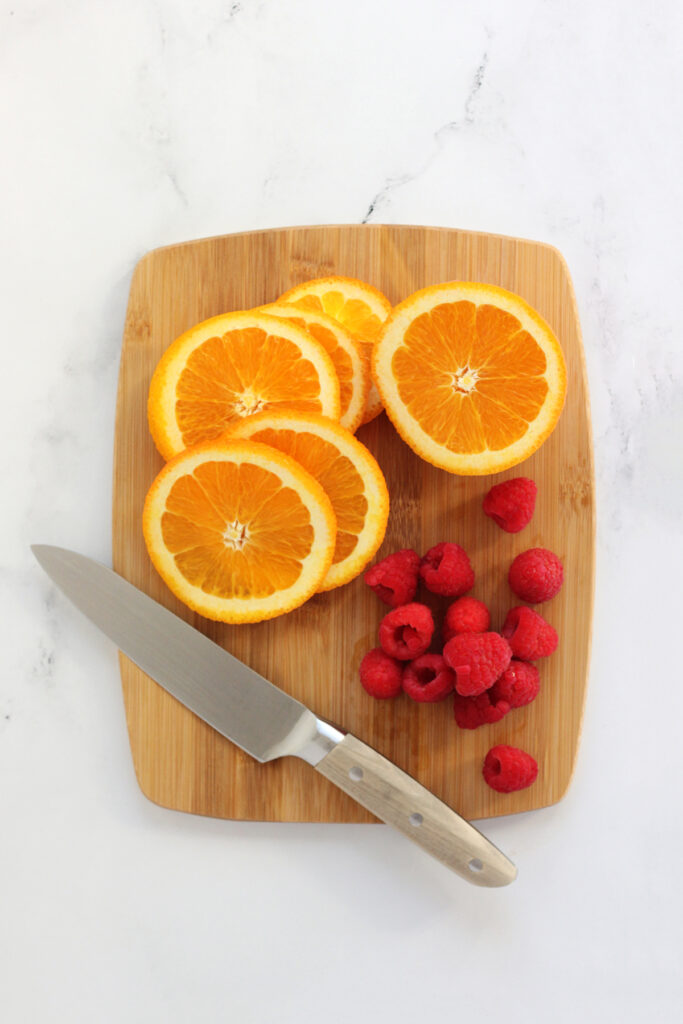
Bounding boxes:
[3,1,683,1020]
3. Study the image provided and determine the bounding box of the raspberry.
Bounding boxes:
[489,660,540,708]
[501,606,558,660]
[442,632,512,696]
[442,596,490,641]
[378,603,434,660]
[453,690,510,729]
[508,547,563,603]
[359,648,403,699]
[402,654,455,703]
[419,542,474,597]
[364,549,420,607]
[482,745,538,793]
[483,477,537,533]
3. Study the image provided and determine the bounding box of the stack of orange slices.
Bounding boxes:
[143,274,566,623]
[278,276,392,424]
[144,279,391,623]
[258,303,368,434]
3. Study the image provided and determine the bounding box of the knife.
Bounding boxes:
[32,545,516,887]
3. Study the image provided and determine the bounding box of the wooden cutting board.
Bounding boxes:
[113,224,595,822]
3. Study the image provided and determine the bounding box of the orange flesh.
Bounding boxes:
[175,328,328,447]
[160,461,314,597]
[269,314,355,421]
[292,292,384,342]
[392,302,548,453]
[240,426,367,564]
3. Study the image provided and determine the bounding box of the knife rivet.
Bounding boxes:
[348,766,363,781]
[468,858,484,872]
[409,813,423,827]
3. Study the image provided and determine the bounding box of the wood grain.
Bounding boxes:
[113,224,595,823]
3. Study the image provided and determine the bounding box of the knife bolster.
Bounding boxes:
[294,717,345,766]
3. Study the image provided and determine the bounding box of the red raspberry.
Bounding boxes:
[483,745,538,793]
[419,542,474,597]
[501,607,558,660]
[402,654,455,703]
[442,596,490,641]
[508,547,563,603]
[442,632,512,696]
[489,660,540,708]
[378,603,434,660]
[453,690,510,730]
[364,548,420,607]
[483,477,537,533]
[359,648,403,699]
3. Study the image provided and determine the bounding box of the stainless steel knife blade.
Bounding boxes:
[31,545,341,765]
[32,544,517,887]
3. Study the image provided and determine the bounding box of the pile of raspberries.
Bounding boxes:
[360,477,562,794]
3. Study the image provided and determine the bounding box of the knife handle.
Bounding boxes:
[315,733,516,887]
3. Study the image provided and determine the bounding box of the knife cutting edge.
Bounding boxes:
[31,545,517,887]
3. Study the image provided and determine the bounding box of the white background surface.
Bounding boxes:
[2,1,682,1021]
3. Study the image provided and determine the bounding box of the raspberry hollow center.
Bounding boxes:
[399,626,421,650]
[415,666,437,686]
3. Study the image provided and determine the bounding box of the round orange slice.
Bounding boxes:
[373,282,567,475]
[148,311,341,460]
[260,303,369,434]
[143,439,337,622]
[224,410,389,591]
[278,276,392,425]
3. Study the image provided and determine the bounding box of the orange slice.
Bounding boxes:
[143,439,337,622]
[148,311,341,460]
[278,276,392,425]
[224,410,389,591]
[373,282,567,475]
[260,303,369,434]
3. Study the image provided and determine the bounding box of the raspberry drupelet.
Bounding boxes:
[442,596,490,641]
[402,654,455,703]
[378,603,434,660]
[364,549,420,607]
[482,745,538,793]
[501,606,558,660]
[508,547,563,604]
[453,690,510,730]
[483,477,537,533]
[419,542,474,598]
[442,632,512,697]
[489,660,540,708]
[359,648,403,699]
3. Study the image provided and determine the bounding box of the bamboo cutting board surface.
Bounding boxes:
[113,224,595,822]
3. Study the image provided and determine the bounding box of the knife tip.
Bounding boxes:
[31,543,51,564]
[31,544,68,575]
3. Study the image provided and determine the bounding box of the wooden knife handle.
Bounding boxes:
[315,733,516,887]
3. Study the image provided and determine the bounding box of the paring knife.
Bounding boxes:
[32,545,516,887]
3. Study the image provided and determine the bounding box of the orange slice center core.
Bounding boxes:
[233,390,267,417]
[449,367,480,394]
[223,518,250,550]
